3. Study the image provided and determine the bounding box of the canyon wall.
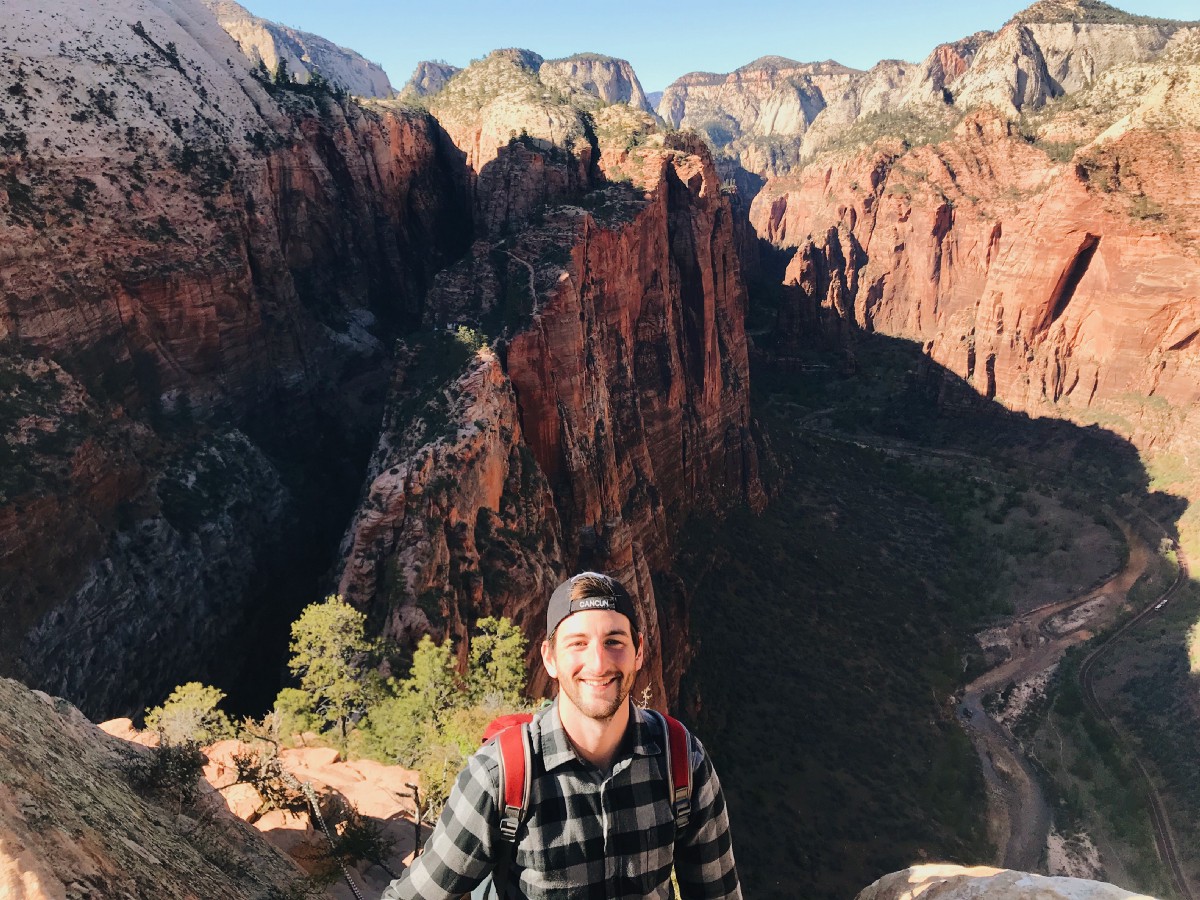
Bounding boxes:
[337,100,763,704]
[2,3,760,717]
[0,0,470,716]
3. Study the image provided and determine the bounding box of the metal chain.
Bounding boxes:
[278,769,367,900]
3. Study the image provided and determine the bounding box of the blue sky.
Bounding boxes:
[238,0,1200,93]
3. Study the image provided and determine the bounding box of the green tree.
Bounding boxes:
[406,634,461,725]
[287,594,374,740]
[467,616,527,705]
[144,681,234,745]
[273,57,290,86]
[271,686,318,741]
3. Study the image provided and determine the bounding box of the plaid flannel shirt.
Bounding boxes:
[381,700,741,899]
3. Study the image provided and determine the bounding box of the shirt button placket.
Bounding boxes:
[600,776,616,898]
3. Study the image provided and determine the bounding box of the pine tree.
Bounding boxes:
[287,594,374,740]
[468,616,528,705]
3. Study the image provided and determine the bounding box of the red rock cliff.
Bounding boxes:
[749,101,1200,529]
[339,134,763,706]
[0,0,470,716]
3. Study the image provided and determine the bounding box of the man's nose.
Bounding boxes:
[586,641,606,672]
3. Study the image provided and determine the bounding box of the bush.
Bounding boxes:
[144,682,234,745]
[127,741,206,808]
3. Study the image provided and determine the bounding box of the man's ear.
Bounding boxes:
[541,639,558,680]
[634,633,644,671]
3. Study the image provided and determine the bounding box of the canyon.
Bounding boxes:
[1,0,1199,896]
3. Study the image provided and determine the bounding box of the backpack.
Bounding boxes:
[478,708,694,898]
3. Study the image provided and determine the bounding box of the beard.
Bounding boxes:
[558,667,636,721]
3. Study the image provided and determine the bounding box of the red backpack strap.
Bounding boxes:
[655,711,693,829]
[495,723,532,842]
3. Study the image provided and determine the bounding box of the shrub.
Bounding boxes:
[144,682,234,745]
[127,741,206,808]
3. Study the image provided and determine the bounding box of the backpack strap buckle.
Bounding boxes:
[672,786,692,829]
[499,804,522,840]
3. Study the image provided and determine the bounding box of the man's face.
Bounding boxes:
[541,609,644,722]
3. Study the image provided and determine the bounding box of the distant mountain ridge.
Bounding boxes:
[656,0,1200,176]
[201,0,393,96]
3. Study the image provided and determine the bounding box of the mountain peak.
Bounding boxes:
[1010,0,1182,25]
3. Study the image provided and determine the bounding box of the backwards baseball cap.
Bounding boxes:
[546,572,640,640]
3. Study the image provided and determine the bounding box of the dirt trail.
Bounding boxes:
[958,519,1150,870]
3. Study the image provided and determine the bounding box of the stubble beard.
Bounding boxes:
[562,669,635,721]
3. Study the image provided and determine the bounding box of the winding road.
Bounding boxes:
[787,412,1196,893]
[957,519,1148,871]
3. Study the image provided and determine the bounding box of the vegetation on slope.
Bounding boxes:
[676,331,1156,898]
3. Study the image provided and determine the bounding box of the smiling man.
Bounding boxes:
[380,571,742,900]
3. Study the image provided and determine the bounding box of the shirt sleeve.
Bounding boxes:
[380,750,500,900]
[672,734,742,900]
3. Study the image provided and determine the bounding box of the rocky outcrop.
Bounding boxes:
[427,49,596,175]
[202,0,394,97]
[0,677,304,899]
[654,4,1199,180]
[401,60,462,99]
[659,57,861,138]
[750,101,1200,424]
[856,864,1157,900]
[539,54,654,111]
[339,133,763,705]
[0,0,470,716]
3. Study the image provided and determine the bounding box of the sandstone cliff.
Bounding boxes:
[202,0,394,97]
[0,0,470,716]
[539,53,655,112]
[338,131,762,706]
[749,80,1200,529]
[401,60,461,99]
[0,677,304,899]
[658,1,1200,179]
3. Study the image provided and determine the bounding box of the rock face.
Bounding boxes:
[0,0,470,716]
[855,864,1157,900]
[401,60,462,99]
[338,131,763,705]
[0,677,303,899]
[659,2,1200,179]
[202,0,394,97]
[749,77,1200,526]
[426,49,595,175]
[750,100,1200,426]
[539,53,654,111]
[659,57,861,140]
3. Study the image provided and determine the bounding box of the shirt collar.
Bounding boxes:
[538,698,664,772]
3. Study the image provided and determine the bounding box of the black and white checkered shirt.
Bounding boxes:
[381,700,741,899]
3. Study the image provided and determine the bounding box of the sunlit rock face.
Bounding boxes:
[539,53,655,112]
[401,60,462,99]
[855,864,1157,900]
[0,0,469,716]
[658,4,1200,178]
[749,100,1200,441]
[201,0,394,97]
[0,677,302,899]
[338,132,763,707]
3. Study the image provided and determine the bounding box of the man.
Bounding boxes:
[381,571,742,899]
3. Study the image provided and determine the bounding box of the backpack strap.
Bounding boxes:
[649,710,693,830]
[491,722,532,898]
